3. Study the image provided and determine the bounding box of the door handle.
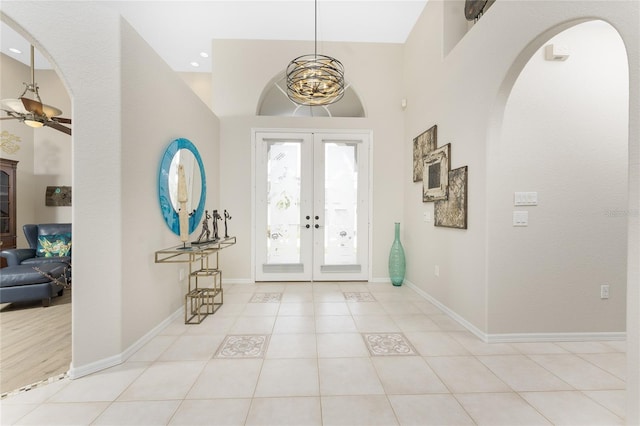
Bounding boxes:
[306,215,310,220]
[315,215,319,220]
[315,224,320,229]
[305,224,310,229]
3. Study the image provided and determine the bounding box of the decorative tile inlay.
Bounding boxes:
[362,333,417,356]
[343,292,376,302]
[215,335,270,358]
[0,372,67,400]
[250,292,283,303]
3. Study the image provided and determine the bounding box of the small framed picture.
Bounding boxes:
[422,143,450,202]
[412,125,437,182]
[435,166,468,229]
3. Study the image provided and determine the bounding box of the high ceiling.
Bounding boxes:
[0,1,427,72]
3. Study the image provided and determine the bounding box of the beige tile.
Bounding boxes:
[529,354,625,390]
[521,391,624,425]
[510,342,568,355]
[321,395,398,426]
[404,332,469,356]
[13,402,109,425]
[254,284,287,293]
[93,400,181,425]
[412,301,444,315]
[127,335,177,362]
[604,340,626,352]
[380,301,422,315]
[118,361,205,401]
[277,302,315,316]
[314,292,348,302]
[347,301,387,316]
[254,359,319,397]
[315,302,351,315]
[317,333,370,358]
[185,315,237,335]
[242,303,281,316]
[372,356,448,394]
[579,352,626,380]
[186,359,262,399]
[478,355,572,391]
[216,303,248,317]
[223,292,253,304]
[245,397,321,426]
[0,403,38,425]
[265,333,317,358]
[583,390,627,418]
[426,356,511,393]
[389,394,474,425]
[428,314,466,331]
[0,378,70,404]
[390,314,441,332]
[229,316,276,334]
[273,316,316,334]
[456,392,552,425]
[449,332,519,355]
[169,399,251,425]
[159,334,226,361]
[280,292,313,303]
[556,341,619,354]
[353,315,401,332]
[315,316,358,333]
[49,363,148,402]
[319,358,384,395]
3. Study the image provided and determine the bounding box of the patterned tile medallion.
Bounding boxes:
[343,292,376,302]
[362,333,417,356]
[215,335,270,358]
[250,293,283,303]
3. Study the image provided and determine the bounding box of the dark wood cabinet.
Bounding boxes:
[1,158,18,267]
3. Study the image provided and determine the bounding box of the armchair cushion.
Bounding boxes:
[36,233,72,257]
[0,248,36,266]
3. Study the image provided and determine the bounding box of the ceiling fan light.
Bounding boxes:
[24,119,44,128]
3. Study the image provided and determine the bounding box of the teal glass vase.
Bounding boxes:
[388,222,406,286]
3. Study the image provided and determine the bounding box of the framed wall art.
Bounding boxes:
[45,186,72,206]
[422,143,450,202]
[412,125,437,182]
[434,166,468,229]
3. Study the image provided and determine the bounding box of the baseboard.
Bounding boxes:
[404,279,487,342]
[68,306,183,380]
[487,332,626,343]
[404,279,626,343]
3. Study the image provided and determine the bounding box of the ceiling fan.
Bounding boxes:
[1,45,71,135]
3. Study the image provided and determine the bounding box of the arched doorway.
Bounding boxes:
[488,19,629,418]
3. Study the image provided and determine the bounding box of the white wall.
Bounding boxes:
[213,39,406,281]
[488,21,628,334]
[1,2,220,376]
[402,1,639,421]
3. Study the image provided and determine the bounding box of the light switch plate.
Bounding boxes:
[513,211,529,226]
[514,192,538,206]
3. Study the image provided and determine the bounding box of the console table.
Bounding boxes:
[155,236,236,324]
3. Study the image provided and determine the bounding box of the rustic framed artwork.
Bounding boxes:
[412,125,437,182]
[45,186,72,206]
[434,166,468,229]
[422,143,450,202]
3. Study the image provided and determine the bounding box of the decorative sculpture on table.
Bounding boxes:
[195,210,212,243]
[212,209,222,240]
[224,210,232,238]
[177,164,189,247]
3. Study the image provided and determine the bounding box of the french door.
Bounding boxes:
[255,131,370,281]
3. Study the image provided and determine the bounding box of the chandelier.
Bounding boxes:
[286,0,345,106]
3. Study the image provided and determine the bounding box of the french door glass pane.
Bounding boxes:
[324,142,358,265]
[266,142,301,264]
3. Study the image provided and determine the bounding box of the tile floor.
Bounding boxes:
[0,282,627,425]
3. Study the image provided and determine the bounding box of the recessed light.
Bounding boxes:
[9,47,22,54]
[200,52,209,58]
[190,61,200,67]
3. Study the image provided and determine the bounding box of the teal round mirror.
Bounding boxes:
[158,138,206,235]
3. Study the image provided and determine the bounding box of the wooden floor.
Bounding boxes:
[0,289,71,394]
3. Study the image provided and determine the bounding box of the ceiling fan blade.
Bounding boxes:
[44,120,72,136]
[52,117,72,124]
[21,97,44,115]
[1,99,28,114]
[0,116,20,120]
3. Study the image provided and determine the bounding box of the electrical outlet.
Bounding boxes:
[601,284,610,299]
[434,265,440,277]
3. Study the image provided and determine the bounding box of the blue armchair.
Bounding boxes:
[1,223,71,267]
